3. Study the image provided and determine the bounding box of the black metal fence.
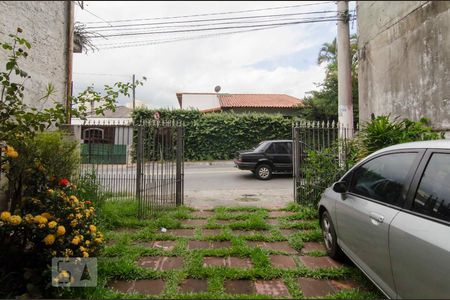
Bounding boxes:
[64,120,184,217]
[292,121,357,206]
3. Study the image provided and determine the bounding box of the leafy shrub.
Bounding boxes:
[356,115,443,159]
[0,179,103,298]
[133,108,293,160]
[3,131,79,211]
[297,115,443,206]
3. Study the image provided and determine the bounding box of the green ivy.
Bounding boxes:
[133,108,294,161]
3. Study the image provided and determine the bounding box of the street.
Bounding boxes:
[184,161,293,209]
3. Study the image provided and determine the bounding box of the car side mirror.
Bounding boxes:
[332,181,347,194]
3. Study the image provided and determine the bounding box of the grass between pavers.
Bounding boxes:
[68,201,382,299]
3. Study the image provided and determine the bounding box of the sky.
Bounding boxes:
[73,1,357,109]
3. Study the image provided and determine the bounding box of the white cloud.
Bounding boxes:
[73,1,337,108]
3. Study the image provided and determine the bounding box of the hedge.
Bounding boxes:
[133,108,294,161]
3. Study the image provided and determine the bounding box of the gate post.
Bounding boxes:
[293,125,301,203]
[136,125,143,216]
[175,126,184,206]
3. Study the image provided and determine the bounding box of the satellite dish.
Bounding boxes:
[214,85,221,93]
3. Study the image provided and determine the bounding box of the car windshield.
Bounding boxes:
[252,141,269,152]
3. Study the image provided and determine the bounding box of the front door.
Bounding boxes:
[335,151,420,298]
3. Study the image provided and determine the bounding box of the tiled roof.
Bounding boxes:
[218,94,303,108]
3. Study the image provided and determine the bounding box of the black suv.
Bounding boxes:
[234,140,294,180]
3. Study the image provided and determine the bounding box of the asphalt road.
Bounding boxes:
[83,161,294,209]
[184,161,294,209]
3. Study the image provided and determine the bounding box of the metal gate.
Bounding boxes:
[66,120,184,217]
[292,121,355,206]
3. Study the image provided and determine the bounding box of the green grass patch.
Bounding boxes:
[76,201,382,299]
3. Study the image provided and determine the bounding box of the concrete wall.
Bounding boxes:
[180,94,220,110]
[0,1,70,109]
[357,1,450,131]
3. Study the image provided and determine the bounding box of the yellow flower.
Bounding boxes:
[85,240,91,246]
[48,221,57,229]
[41,212,52,219]
[0,211,11,222]
[4,145,18,158]
[38,224,46,229]
[24,214,34,223]
[69,195,78,202]
[89,225,97,233]
[85,210,91,218]
[34,215,48,224]
[75,213,82,219]
[43,234,55,245]
[8,215,22,226]
[64,248,73,257]
[82,251,89,258]
[71,237,80,245]
[68,213,74,219]
[70,219,78,227]
[57,225,66,236]
[94,238,103,244]
[47,189,54,193]
[80,246,86,252]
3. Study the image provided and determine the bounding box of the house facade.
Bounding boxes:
[357,1,450,132]
[0,1,75,110]
[176,93,303,116]
[71,106,134,164]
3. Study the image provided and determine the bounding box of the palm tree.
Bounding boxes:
[317,38,337,65]
[317,34,358,66]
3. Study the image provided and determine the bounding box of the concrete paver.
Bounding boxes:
[138,256,183,271]
[254,279,290,297]
[299,256,343,269]
[179,279,208,293]
[269,255,298,269]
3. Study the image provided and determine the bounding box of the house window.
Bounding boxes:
[83,128,104,141]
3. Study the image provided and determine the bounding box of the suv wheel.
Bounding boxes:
[256,164,272,180]
[320,211,344,259]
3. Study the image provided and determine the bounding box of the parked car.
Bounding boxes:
[234,140,302,180]
[318,140,450,299]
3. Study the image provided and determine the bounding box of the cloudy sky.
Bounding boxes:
[73,1,356,108]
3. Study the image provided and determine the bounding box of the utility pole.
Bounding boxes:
[132,74,136,110]
[337,0,353,138]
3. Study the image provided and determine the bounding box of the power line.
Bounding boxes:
[88,15,336,34]
[82,1,334,25]
[85,10,337,30]
[82,7,113,27]
[88,17,341,39]
[95,16,344,50]
[74,72,131,78]
[97,26,284,50]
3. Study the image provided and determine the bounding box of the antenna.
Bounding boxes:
[214,85,221,93]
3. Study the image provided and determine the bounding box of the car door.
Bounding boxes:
[389,150,450,299]
[276,142,292,171]
[335,151,421,298]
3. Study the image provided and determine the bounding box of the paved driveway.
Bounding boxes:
[184,161,293,209]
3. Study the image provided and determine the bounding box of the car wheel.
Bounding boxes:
[256,164,272,180]
[320,211,344,259]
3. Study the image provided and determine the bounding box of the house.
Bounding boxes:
[0,1,78,111]
[71,106,134,164]
[176,92,304,116]
[357,1,450,133]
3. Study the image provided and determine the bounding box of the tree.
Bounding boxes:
[300,34,359,123]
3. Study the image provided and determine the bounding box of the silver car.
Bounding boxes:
[318,140,450,299]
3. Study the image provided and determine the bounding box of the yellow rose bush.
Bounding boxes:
[0,179,103,297]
